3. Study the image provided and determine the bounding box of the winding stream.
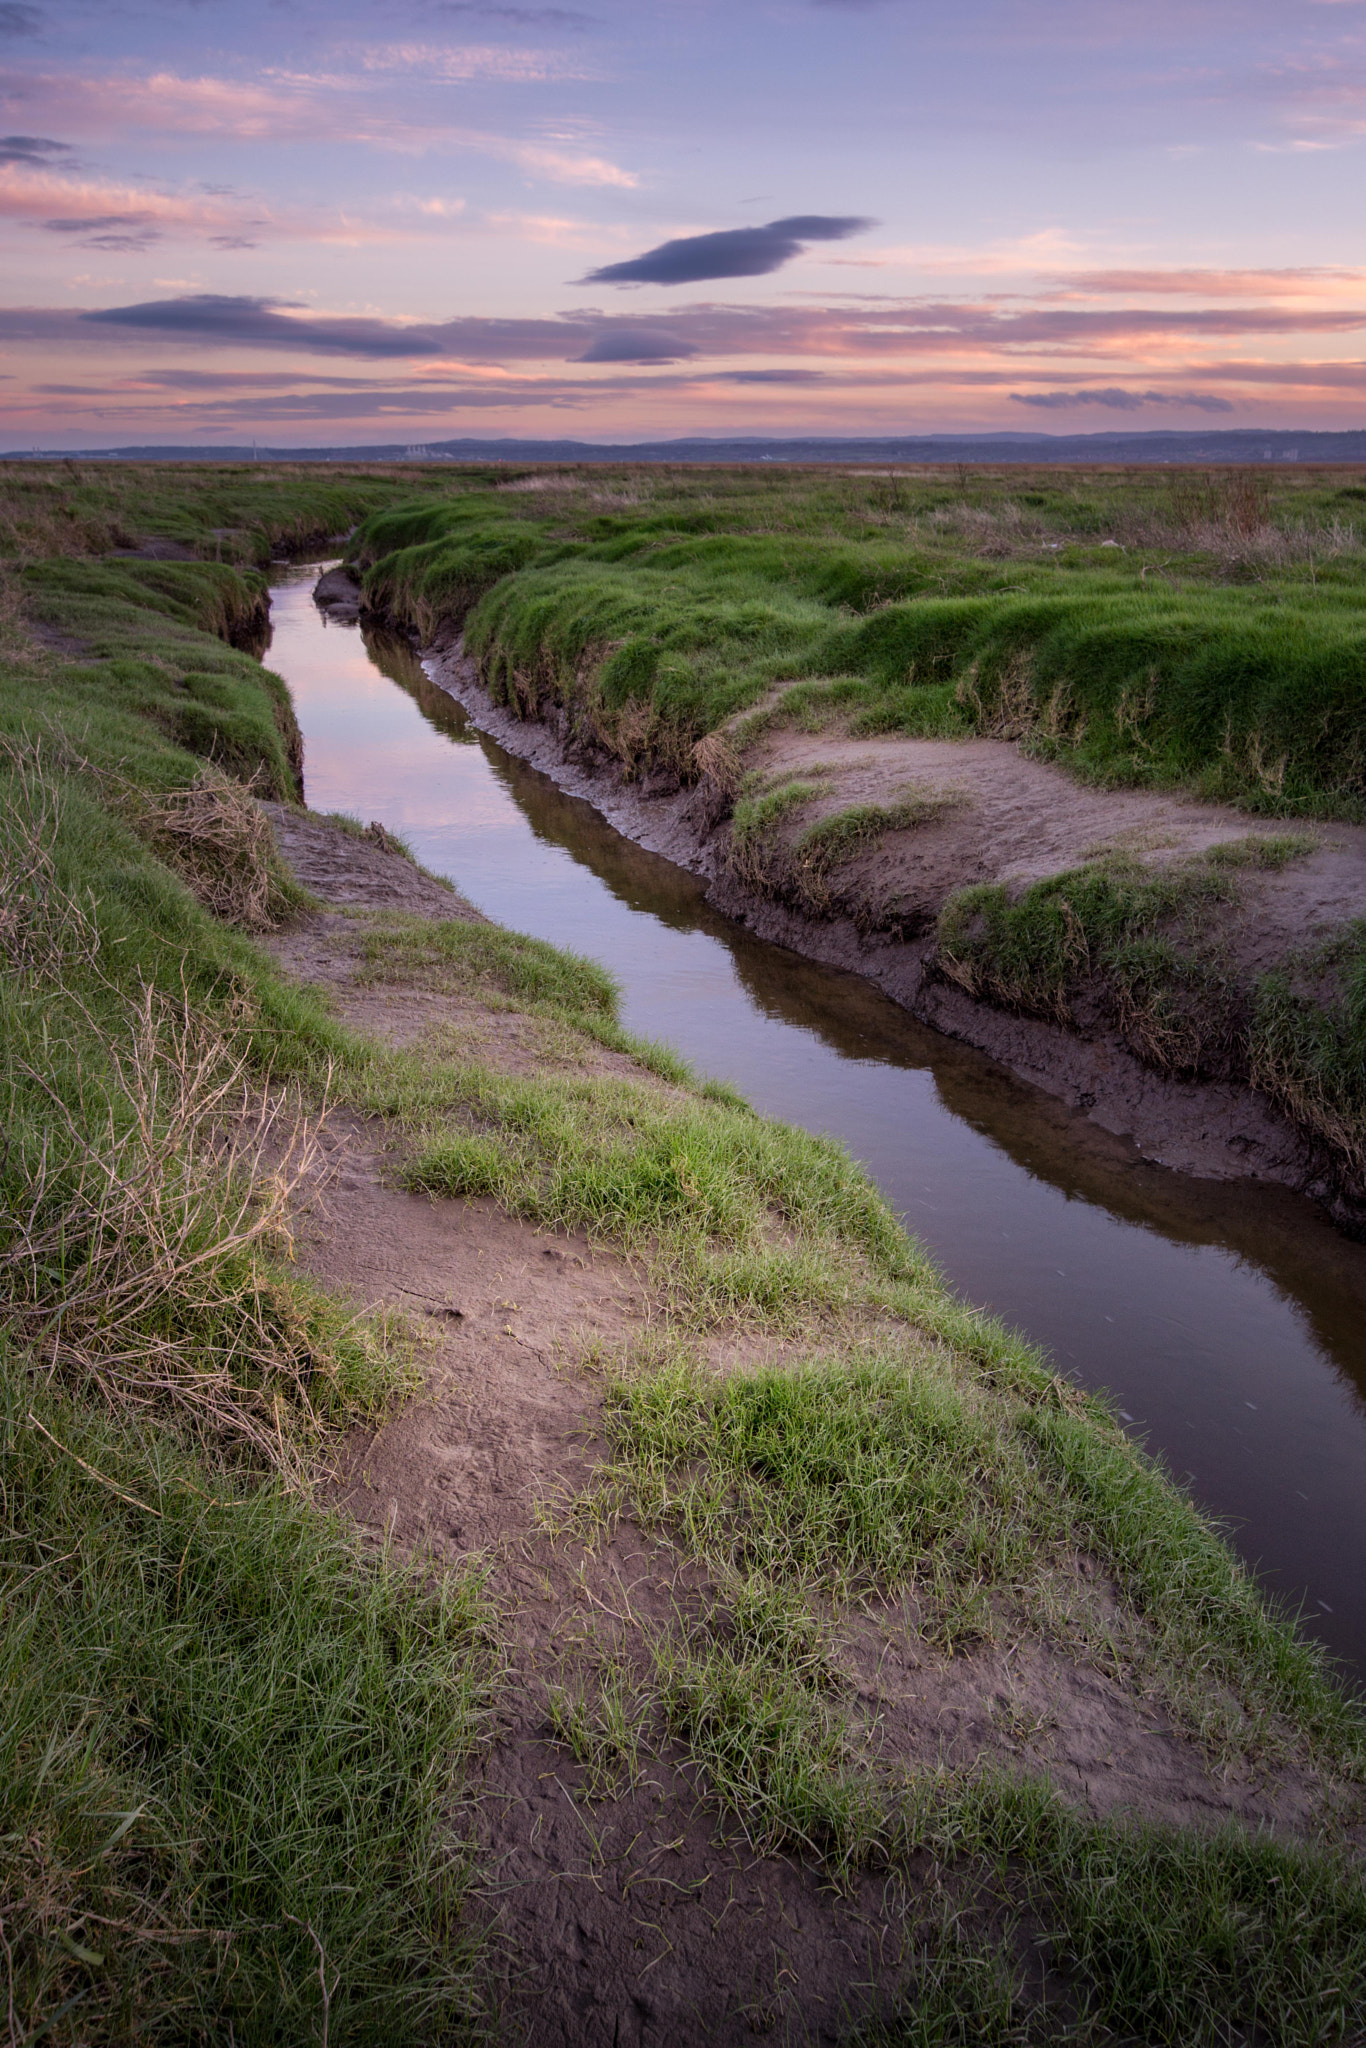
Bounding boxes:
[269,563,1366,1680]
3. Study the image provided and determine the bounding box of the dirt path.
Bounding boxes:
[261,810,1357,2044]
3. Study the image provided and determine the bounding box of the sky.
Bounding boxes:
[4,0,1366,447]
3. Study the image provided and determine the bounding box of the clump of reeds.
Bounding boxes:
[1,984,366,1481]
[1167,467,1273,540]
[134,761,299,929]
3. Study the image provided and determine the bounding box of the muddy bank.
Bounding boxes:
[370,644,1344,1232]
[311,567,1366,1222]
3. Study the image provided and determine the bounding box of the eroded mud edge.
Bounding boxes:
[401,625,1349,1224]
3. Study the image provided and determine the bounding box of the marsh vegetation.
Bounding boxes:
[350,462,1366,817]
[2,460,1365,2041]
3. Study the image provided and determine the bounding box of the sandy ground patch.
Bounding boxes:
[749,725,1366,970]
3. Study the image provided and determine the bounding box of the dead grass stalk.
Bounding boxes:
[134,763,296,930]
[3,986,333,1480]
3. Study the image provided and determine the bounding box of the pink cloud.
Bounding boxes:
[3,67,638,184]
[346,42,598,83]
[7,273,1366,440]
[1049,267,1366,299]
[0,164,271,241]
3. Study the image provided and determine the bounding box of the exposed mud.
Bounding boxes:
[311,562,364,625]
[263,801,468,917]
[261,803,1361,2045]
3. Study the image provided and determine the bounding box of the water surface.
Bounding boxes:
[268,564,1366,1679]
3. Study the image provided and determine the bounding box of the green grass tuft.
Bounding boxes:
[867,1773,1366,2047]
[1251,919,1366,1178]
[398,1061,930,1322]
[607,1344,1043,1618]
[0,1354,492,2044]
[357,911,619,1017]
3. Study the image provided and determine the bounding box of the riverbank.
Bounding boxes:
[266,805,1366,2043]
[410,617,1358,1219]
[335,465,1366,1232]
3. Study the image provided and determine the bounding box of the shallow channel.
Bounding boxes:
[269,563,1366,1680]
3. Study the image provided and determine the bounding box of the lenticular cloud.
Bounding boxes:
[581,214,874,286]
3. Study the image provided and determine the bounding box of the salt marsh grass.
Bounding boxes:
[351,464,1366,821]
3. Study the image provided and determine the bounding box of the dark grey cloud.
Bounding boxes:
[83,294,467,356]
[36,368,405,394]
[5,295,541,361]
[46,216,142,232]
[581,215,875,287]
[9,288,1356,379]
[0,3,42,34]
[1011,387,1235,413]
[81,294,714,364]
[0,134,71,165]
[575,328,695,363]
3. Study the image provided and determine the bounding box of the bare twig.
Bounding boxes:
[26,1414,161,1518]
[284,1915,334,2048]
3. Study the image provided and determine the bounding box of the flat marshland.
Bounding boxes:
[2,460,1366,2044]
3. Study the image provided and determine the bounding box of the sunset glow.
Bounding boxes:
[5,1,1366,446]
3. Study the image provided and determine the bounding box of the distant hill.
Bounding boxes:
[8,429,1366,465]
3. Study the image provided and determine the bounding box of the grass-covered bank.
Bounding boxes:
[3,463,1366,2040]
[347,464,1366,820]
[332,905,1366,2042]
[342,465,1366,1205]
[0,475,514,2038]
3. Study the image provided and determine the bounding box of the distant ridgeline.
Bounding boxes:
[11,430,1366,465]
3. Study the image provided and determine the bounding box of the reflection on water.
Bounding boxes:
[271,566,1366,1680]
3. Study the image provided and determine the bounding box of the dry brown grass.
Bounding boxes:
[134,763,300,929]
[0,562,31,647]
[1250,1031,1366,1182]
[922,498,1038,556]
[1167,469,1273,539]
[692,728,743,797]
[0,479,133,560]
[955,651,1039,739]
[3,986,344,1480]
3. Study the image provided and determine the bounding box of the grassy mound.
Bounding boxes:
[346,465,1366,819]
